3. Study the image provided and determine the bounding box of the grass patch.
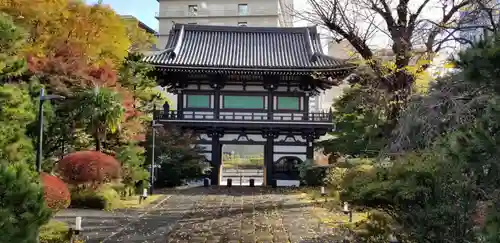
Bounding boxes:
[295,186,368,224]
[295,186,340,203]
[39,220,70,243]
[119,194,163,209]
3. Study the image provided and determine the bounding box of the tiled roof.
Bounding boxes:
[143,24,353,72]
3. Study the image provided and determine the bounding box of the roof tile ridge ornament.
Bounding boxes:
[305,28,317,62]
[173,24,185,56]
[156,24,185,60]
[179,23,313,33]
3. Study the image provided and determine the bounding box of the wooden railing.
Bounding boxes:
[153,110,333,122]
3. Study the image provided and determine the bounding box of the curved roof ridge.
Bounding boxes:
[173,23,318,34]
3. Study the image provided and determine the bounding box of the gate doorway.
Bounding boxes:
[220,144,264,186]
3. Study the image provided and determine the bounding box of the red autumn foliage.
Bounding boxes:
[28,41,144,143]
[57,151,121,186]
[40,173,71,211]
[89,62,118,87]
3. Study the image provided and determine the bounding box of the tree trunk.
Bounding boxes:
[94,129,101,151]
[386,70,414,132]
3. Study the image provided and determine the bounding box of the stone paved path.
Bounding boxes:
[56,187,347,243]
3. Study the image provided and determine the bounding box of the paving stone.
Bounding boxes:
[57,187,349,243]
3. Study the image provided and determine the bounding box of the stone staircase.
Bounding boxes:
[220,168,264,186]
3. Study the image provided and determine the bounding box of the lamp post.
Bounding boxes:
[150,120,163,195]
[36,88,65,172]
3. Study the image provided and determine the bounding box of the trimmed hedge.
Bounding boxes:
[40,173,71,211]
[70,186,121,210]
[57,151,121,185]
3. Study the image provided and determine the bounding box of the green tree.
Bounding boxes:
[147,127,207,187]
[345,34,500,242]
[74,86,125,152]
[118,53,166,112]
[0,162,53,243]
[319,70,388,159]
[115,144,148,196]
[0,12,27,80]
[0,83,36,163]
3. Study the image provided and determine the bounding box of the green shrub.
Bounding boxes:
[39,221,70,243]
[0,163,53,243]
[323,167,348,190]
[350,211,395,243]
[97,185,121,209]
[482,198,500,242]
[341,152,478,242]
[298,159,327,186]
[70,186,121,210]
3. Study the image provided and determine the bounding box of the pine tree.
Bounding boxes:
[0,163,52,243]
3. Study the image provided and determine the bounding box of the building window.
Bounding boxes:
[223,95,264,109]
[188,22,197,25]
[277,96,300,110]
[186,94,210,108]
[238,22,247,26]
[238,4,248,16]
[188,5,198,16]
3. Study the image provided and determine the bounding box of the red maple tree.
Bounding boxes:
[56,151,121,187]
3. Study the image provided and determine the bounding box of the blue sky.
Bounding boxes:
[85,0,159,31]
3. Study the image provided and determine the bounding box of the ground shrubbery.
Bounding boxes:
[70,185,122,210]
[57,151,121,186]
[53,151,124,210]
[298,159,327,186]
[41,173,71,211]
[39,221,71,243]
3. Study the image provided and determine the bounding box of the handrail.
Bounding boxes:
[153,110,333,122]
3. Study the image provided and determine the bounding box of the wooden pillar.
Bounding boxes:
[264,79,277,120]
[267,88,273,120]
[264,131,276,186]
[210,130,222,185]
[177,91,183,119]
[303,93,310,121]
[306,134,314,162]
[214,87,220,119]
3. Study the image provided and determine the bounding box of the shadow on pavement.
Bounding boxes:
[160,186,303,196]
[54,209,138,243]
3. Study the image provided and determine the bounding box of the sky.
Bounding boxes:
[83,0,454,66]
[85,0,160,30]
[84,0,308,32]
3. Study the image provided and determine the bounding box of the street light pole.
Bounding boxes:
[35,88,66,173]
[150,121,156,195]
[35,88,65,243]
[150,118,163,195]
[35,88,45,172]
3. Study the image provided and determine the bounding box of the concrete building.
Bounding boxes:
[459,0,500,49]
[155,0,294,49]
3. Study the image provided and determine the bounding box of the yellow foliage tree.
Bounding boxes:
[344,48,434,94]
[122,17,156,52]
[0,0,130,66]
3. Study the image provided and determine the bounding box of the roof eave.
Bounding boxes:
[148,63,357,73]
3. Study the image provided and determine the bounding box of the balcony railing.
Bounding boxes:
[155,9,278,18]
[153,110,333,123]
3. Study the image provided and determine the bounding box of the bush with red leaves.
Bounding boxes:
[40,173,71,210]
[57,151,121,186]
